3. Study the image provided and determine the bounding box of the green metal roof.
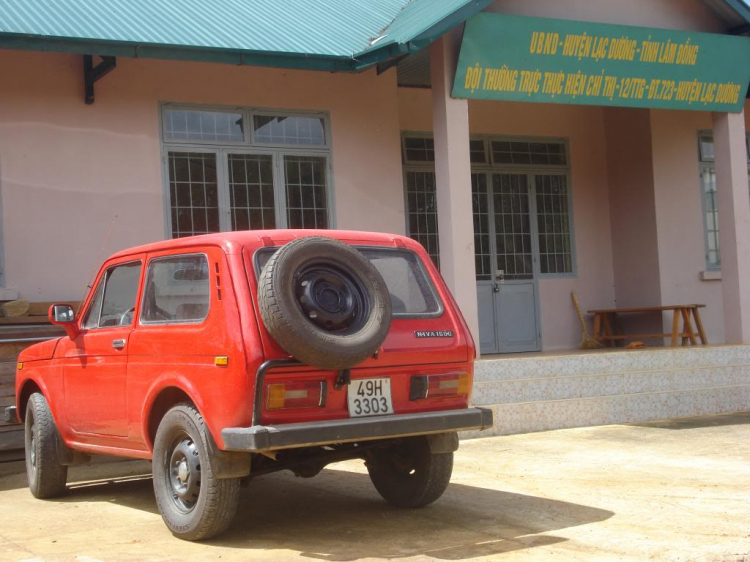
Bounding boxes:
[0,0,493,71]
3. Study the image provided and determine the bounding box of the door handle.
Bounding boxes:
[112,339,126,350]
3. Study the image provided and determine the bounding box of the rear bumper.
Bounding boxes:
[221,407,494,452]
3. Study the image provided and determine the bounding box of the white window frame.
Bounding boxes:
[159,103,335,238]
[401,132,576,278]
[697,130,750,271]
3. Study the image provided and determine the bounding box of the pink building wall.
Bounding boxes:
[0,52,405,300]
[604,108,663,337]
[398,89,617,350]
[650,109,726,343]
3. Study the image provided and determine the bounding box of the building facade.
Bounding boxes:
[0,0,749,358]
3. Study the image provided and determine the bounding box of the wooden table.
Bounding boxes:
[587,305,707,347]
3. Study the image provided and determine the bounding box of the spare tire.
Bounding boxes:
[258,237,392,370]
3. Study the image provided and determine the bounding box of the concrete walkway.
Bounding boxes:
[1,413,749,561]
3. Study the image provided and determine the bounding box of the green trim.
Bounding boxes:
[0,0,493,72]
[725,0,750,23]
[0,34,359,72]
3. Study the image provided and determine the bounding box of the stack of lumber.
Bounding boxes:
[0,301,72,462]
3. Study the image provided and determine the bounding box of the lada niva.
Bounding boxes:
[6,230,492,540]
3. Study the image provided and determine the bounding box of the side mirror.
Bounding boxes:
[49,304,79,339]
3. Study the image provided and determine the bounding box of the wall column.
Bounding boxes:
[430,33,480,347]
[713,109,750,343]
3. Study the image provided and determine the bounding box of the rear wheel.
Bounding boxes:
[25,393,68,499]
[366,437,453,508]
[152,404,240,541]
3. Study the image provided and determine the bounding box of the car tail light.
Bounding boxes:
[410,373,470,400]
[266,381,326,410]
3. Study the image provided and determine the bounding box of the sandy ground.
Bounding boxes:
[0,413,749,562]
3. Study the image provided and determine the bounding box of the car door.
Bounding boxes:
[60,258,144,437]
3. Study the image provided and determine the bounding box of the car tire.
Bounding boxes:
[152,404,240,541]
[258,236,392,370]
[25,393,68,499]
[366,436,453,508]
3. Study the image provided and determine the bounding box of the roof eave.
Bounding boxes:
[350,0,494,70]
[0,33,362,72]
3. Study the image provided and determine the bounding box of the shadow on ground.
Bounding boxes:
[629,411,750,430]
[6,463,615,561]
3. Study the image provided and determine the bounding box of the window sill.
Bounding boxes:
[700,270,722,281]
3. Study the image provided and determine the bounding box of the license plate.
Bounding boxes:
[348,378,394,417]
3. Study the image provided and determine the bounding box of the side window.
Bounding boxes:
[82,262,142,329]
[81,278,105,330]
[141,255,210,324]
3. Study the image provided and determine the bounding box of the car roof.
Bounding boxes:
[108,229,415,260]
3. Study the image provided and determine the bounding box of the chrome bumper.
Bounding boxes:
[221,407,493,452]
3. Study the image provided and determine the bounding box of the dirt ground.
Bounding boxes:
[0,413,749,562]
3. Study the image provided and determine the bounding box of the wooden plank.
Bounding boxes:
[0,316,52,325]
[26,301,79,317]
[588,304,706,314]
[0,362,17,376]
[681,308,697,346]
[0,426,24,452]
[0,395,16,407]
[692,308,708,344]
[596,333,680,340]
[0,423,22,433]
[593,313,602,341]
[671,310,681,347]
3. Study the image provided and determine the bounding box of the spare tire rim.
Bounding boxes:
[295,262,369,334]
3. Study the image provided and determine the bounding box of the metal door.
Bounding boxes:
[474,172,541,354]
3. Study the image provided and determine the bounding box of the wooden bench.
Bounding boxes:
[587,305,707,347]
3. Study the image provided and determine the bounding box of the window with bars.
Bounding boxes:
[404,170,440,267]
[491,140,567,166]
[228,154,276,231]
[403,134,573,277]
[162,106,331,238]
[697,132,750,270]
[284,156,329,228]
[168,152,220,238]
[536,174,573,274]
[493,173,534,280]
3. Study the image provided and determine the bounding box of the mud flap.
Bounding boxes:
[206,427,251,479]
[427,432,459,454]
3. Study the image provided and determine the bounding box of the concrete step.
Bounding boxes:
[474,346,750,382]
[470,345,750,436]
[473,364,750,405]
[476,385,750,437]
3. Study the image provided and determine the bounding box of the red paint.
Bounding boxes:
[16,230,475,457]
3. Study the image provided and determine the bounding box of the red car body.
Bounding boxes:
[14,230,488,460]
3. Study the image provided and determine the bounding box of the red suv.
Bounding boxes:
[7,230,492,540]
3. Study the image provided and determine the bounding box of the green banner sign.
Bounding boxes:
[452,14,750,112]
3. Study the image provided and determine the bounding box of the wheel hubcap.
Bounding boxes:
[167,437,201,511]
[295,263,368,333]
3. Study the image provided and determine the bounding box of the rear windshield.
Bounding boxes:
[254,246,442,317]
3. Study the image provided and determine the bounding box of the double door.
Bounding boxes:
[473,171,568,354]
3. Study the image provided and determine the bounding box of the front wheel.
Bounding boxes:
[366,436,453,508]
[25,393,68,499]
[152,404,240,541]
